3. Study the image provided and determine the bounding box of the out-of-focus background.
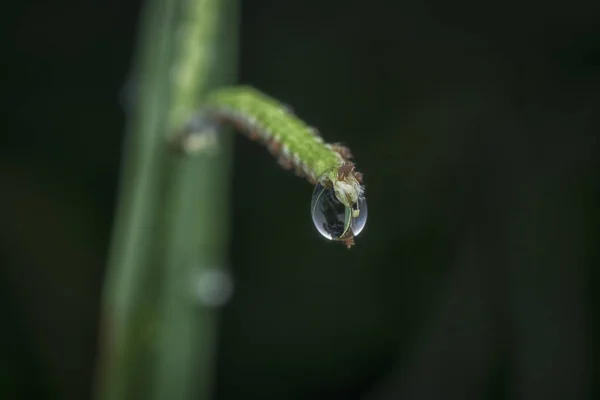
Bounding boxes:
[2,0,599,399]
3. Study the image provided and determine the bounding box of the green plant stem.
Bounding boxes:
[94,0,237,399]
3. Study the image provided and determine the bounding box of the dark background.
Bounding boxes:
[2,0,599,399]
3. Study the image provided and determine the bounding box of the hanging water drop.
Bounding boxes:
[311,183,367,241]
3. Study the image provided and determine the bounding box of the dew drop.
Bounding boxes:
[193,267,233,307]
[311,183,367,241]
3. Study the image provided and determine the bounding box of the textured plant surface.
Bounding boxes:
[184,86,367,247]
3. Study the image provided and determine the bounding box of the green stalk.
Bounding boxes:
[94,0,237,398]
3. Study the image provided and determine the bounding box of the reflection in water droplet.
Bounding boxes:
[310,183,367,240]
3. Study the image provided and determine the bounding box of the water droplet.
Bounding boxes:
[193,268,233,307]
[172,113,220,155]
[310,183,367,241]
